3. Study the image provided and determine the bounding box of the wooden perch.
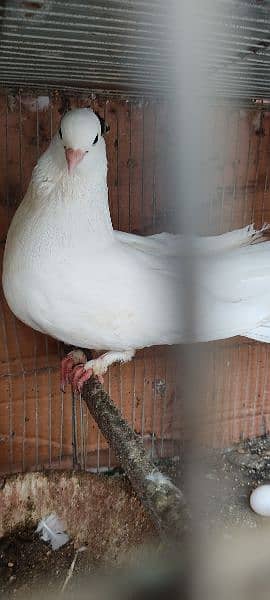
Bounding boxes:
[81,377,189,542]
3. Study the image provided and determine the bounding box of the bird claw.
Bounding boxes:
[60,356,74,393]
[60,350,87,392]
[70,364,104,393]
[70,364,90,393]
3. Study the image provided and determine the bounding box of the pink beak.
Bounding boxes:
[65,148,85,174]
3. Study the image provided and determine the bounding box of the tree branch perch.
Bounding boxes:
[81,377,189,542]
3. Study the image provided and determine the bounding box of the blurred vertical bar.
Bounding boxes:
[169,1,215,438]
[169,1,217,598]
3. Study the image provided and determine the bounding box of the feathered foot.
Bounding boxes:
[71,349,135,393]
[60,349,87,392]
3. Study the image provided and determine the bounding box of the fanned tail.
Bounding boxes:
[115,224,270,258]
[244,323,270,344]
[189,223,270,255]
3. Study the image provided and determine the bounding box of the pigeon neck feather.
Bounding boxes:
[32,136,114,245]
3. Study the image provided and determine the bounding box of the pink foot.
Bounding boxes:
[70,364,104,393]
[60,350,87,392]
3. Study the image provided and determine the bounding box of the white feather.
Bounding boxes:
[115,223,268,257]
[146,470,176,488]
[36,513,69,550]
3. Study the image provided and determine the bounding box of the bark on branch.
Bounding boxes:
[81,377,189,542]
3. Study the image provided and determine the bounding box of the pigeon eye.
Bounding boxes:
[93,133,98,145]
[59,128,63,140]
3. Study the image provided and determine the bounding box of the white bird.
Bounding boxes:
[2,107,270,391]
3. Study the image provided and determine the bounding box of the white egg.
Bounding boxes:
[250,484,270,516]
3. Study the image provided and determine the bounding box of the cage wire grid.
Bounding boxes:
[2,90,270,472]
[1,1,270,475]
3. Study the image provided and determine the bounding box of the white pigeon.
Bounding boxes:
[2,107,270,391]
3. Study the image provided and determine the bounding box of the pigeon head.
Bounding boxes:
[59,108,109,174]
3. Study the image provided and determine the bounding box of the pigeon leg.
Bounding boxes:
[60,349,87,392]
[71,349,135,393]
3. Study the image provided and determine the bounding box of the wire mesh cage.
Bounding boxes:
[3,2,270,597]
[2,93,270,475]
[1,1,270,475]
